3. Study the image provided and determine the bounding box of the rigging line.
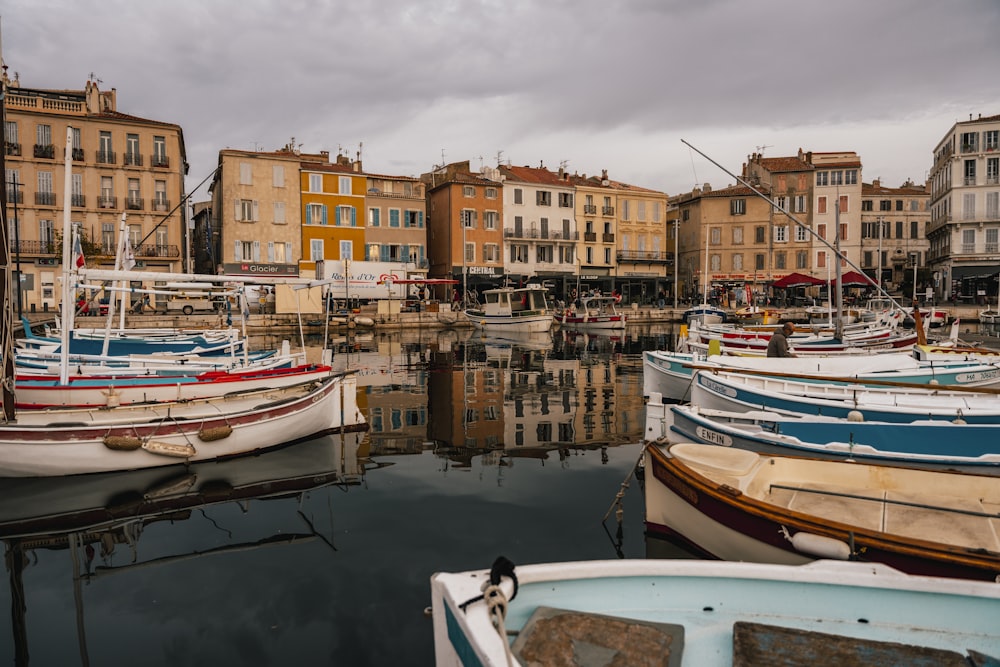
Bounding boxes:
[686,143,699,188]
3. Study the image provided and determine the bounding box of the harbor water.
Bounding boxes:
[0,325,695,667]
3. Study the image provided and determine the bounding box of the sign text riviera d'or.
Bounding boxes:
[222,262,299,277]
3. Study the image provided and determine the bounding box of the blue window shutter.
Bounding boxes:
[351,207,357,227]
[305,206,312,226]
[381,245,389,262]
[418,211,424,228]
[322,205,329,225]
[402,244,410,262]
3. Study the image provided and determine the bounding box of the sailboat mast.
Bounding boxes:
[0,71,15,419]
[59,127,74,384]
[834,199,844,340]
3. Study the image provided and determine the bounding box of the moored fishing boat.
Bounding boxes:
[464,284,553,333]
[555,295,627,331]
[644,441,1000,581]
[431,555,1000,666]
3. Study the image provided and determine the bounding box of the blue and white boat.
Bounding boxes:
[18,322,244,357]
[464,285,553,333]
[681,302,727,326]
[431,557,1000,666]
[689,369,1000,424]
[663,402,1000,473]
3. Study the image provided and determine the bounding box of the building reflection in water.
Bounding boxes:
[330,328,648,466]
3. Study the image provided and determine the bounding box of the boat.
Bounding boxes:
[731,304,782,325]
[681,302,727,325]
[688,368,1000,424]
[464,284,553,333]
[0,373,366,477]
[980,306,1000,324]
[641,347,1000,402]
[555,295,627,331]
[11,362,335,409]
[663,402,1000,473]
[644,441,1000,581]
[431,556,1000,666]
[18,321,244,357]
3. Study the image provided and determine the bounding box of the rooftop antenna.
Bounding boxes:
[358,141,363,161]
[755,144,773,155]
[477,155,484,171]
[559,160,569,171]
[495,150,504,167]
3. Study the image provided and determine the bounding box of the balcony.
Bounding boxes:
[136,243,180,258]
[71,194,86,208]
[988,176,999,185]
[602,233,615,243]
[98,195,117,209]
[583,204,597,214]
[601,206,615,216]
[153,198,171,212]
[96,150,116,164]
[6,190,23,205]
[962,143,979,154]
[35,192,56,206]
[33,144,55,159]
[551,231,579,241]
[5,142,21,156]
[124,152,143,166]
[964,176,977,186]
[72,148,85,161]
[151,154,169,168]
[617,250,673,264]
[126,196,144,210]
[584,232,597,242]
[12,239,56,255]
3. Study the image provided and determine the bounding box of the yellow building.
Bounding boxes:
[300,154,367,274]
[3,74,186,313]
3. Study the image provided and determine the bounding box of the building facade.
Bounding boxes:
[860,179,930,295]
[300,155,367,275]
[3,75,186,313]
[364,172,427,274]
[927,113,1000,302]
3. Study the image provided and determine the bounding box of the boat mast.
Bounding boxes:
[702,223,709,306]
[834,199,844,340]
[0,68,15,420]
[59,127,74,384]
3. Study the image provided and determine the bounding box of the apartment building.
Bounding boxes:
[3,74,186,312]
[809,151,863,276]
[927,113,1000,302]
[676,183,776,304]
[300,155,367,274]
[569,171,619,297]
[364,172,427,271]
[207,148,302,278]
[610,178,669,305]
[860,179,929,293]
[497,164,577,299]
[423,161,504,298]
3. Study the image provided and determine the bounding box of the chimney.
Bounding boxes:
[702,182,712,193]
[873,178,880,189]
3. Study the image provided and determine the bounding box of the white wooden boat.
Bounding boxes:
[555,295,627,331]
[464,285,553,333]
[980,307,1000,324]
[0,373,365,477]
[644,441,1000,581]
[431,556,1000,666]
[681,303,727,326]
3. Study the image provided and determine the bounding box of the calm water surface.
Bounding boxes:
[0,325,696,666]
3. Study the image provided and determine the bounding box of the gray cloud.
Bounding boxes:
[4,0,999,196]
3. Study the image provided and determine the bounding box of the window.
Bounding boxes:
[862,200,873,211]
[774,226,788,242]
[128,224,142,248]
[310,239,324,261]
[730,199,746,215]
[732,226,743,244]
[653,202,662,222]
[961,132,979,152]
[234,240,259,262]
[987,157,999,184]
[483,211,497,230]
[988,192,1000,220]
[465,242,475,263]
[272,201,286,224]
[36,123,52,148]
[339,176,352,194]
[911,219,920,238]
[510,244,528,263]
[710,227,721,244]
[586,247,594,264]
[962,228,976,253]
[4,120,17,150]
[240,162,252,185]
[621,199,630,221]
[273,165,284,187]
[965,159,977,185]
[337,206,356,226]
[775,196,787,211]
[405,210,423,228]
[896,220,904,238]
[155,228,168,253]
[831,170,843,186]
[710,254,721,271]
[793,195,806,213]
[732,253,743,270]
[755,254,765,270]
[986,130,999,151]
[389,209,400,228]
[39,219,55,248]
[306,203,326,225]
[485,187,497,199]
[127,178,141,209]
[838,195,848,213]
[536,246,553,263]
[154,180,167,210]
[754,226,765,243]
[71,173,83,206]
[369,208,380,227]
[795,225,808,242]
[236,199,259,222]
[98,131,113,163]
[461,209,476,229]
[339,240,353,260]
[100,176,113,207]
[840,223,848,241]
[267,241,290,263]
[816,172,828,186]
[817,223,827,240]
[152,136,167,167]
[845,170,858,185]
[817,252,826,269]
[483,243,499,262]
[463,186,475,198]
[558,192,573,208]
[964,193,976,220]
[513,188,523,204]
[987,228,999,253]
[895,200,903,211]
[775,252,786,269]
[817,196,827,214]
[878,199,891,212]
[309,174,323,192]
[536,191,552,206]
[102,223,115,254]
[796,250,808,269]
[558,245,574,264]
[125,134,140,165]
[604,247,612,264]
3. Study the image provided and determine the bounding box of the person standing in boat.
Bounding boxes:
[766,321,797,358]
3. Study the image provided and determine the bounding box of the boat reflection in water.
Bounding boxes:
[1,431,375,666]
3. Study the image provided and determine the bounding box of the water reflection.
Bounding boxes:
[318,327,674,467]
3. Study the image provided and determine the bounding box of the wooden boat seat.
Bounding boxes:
[732,621,971,666]
[670,443,760,477]
[512,606,684,667]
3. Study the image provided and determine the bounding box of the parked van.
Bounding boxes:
[165,293,218,315]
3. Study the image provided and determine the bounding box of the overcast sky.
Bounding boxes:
[4,0,999,204]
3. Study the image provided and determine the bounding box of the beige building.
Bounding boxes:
[860,179,930,294]
[570,172,619,296]
[207,148,303,278]
[3,74,186,313]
